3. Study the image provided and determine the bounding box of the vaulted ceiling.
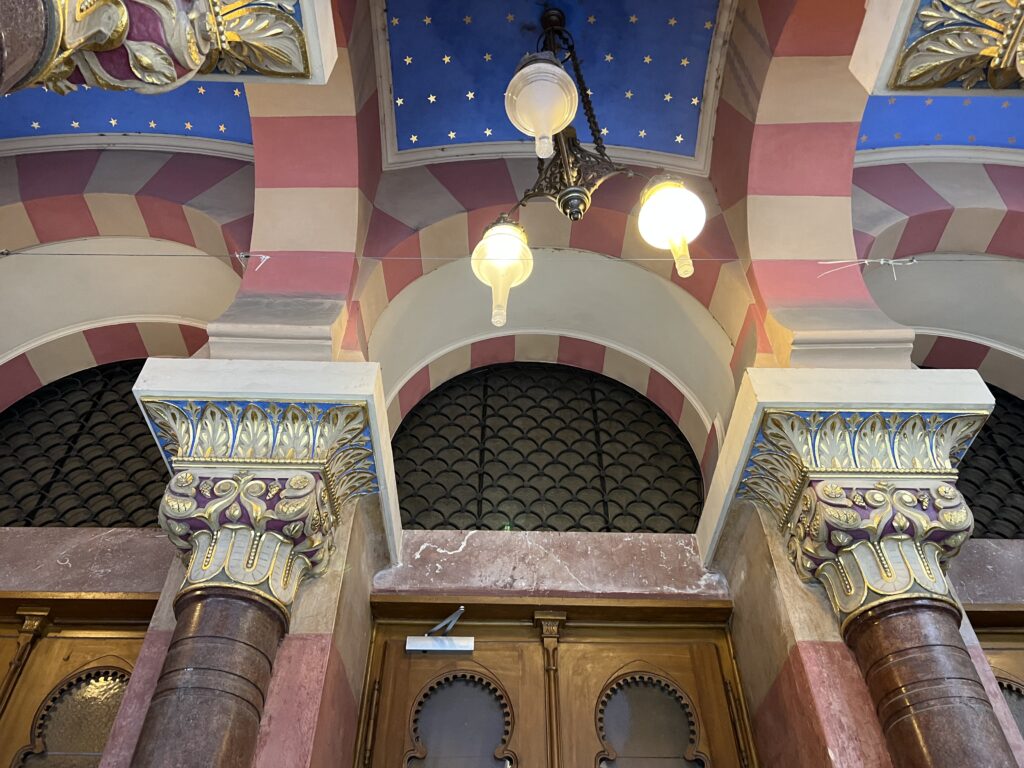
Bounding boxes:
[379,0,721,165]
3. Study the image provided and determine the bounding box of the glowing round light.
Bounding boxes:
[637,177,707,278]
[471,219,534,327]
[505,53,578,159]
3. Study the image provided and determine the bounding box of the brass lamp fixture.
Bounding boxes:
[472,7,707,326]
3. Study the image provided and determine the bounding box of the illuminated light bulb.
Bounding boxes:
[505,52,578,159]
[637,176,707,278]
[471,218,534,327]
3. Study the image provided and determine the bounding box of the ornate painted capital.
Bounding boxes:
[793,479,971,629]
[738,409,987,628]
[141,398,378,611]
[891,1,1024,90]
[23,0,308,94]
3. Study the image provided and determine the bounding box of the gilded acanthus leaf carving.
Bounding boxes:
[791,480,973,628]
[892,0,1024,89]
[124,40,177,86]
[24,0,308,95]
[737,406,989,628]
[212,4,310,77]
[144,395,380,608]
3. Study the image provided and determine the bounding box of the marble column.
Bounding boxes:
[702,369,1018,768]
[845,598,1012,768]
[128,361,386,768]
[788,477,1015,767]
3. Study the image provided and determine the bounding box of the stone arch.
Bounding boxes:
[0,149,253,259]
[353,167,748,348]
[913,333,1024,401]
[368,249,735,482]
[853,161,1024,263]
[0,320,207,412]
[711,0,910,366]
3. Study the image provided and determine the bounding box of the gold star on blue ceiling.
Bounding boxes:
[387,0,718,157]
[0,81,252,143]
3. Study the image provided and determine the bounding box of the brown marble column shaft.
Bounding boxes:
[0,0,49,95]
[132,587,287,768]
[844,598,1015,768]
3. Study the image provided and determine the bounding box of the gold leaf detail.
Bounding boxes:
[940,507,970,526]
[892,27,999,89]
[821,483,845,500]
[831,530,853,547]
[124,40,178,86]
[217,6,310,77]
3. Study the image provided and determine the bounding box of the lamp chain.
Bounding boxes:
[558,31,608,159]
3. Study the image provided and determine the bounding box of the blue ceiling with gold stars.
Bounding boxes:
[384,0,719,158]
[859,0,1024,152]
[0,82,252,144]
[859,94,1022,151]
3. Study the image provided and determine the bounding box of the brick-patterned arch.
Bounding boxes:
[853,163,1024,262]
[0,321,208,412]
[352,170,751,358]
[712,0,900,366]
[386,333,721,485]
[0,150,254,262]
[913,333,1024,400]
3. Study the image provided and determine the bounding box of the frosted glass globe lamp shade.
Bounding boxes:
[471,218,534,327]
[637,177,707,278]
[505,52,578,159]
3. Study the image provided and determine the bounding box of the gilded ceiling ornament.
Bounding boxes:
[891,0,1024,89]
[25,0,308,94]
[737,408,988,628]
[141,398,378,610]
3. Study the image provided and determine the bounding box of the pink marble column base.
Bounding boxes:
[253,633,359,768]
[753,640,892,768]
[99,629,173,768]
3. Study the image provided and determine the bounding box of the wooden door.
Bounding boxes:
[557,631,745,766]
[361,617,754,768]
[366,622,547,767]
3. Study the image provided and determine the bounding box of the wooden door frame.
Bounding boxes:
[357,593,757,767]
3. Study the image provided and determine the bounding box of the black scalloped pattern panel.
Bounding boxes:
[959,384,1024,539]
[393,363,704,533]
[0,361,166,527]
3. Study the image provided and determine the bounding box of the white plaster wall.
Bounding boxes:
[369,248,737,433]
[0,237,240,361]
[864,253,1024,357]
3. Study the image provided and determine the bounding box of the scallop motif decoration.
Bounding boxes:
[0,360,166,527]
[393,363,704,533]
[956,383,1024,538]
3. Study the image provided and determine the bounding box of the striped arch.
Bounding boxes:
[353,170,751,354]
[386,333,720,485]
[712,0,904,365]
[0,150,254,260]
[853,163,1024,262]
[0,321,208,412]
[914,333,1024,400]
[239,0,378,305]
